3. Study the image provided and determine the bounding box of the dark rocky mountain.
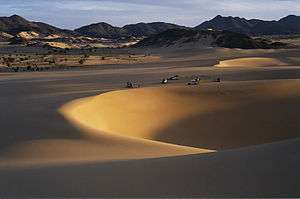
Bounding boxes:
[74,22,126,39]
[134,29,287,49]
[33,22,75,36]
[75,22,188,38]
[279,15,300,33]
[0,15,75,37]
[195,15,300,36]
[122,22,188,37]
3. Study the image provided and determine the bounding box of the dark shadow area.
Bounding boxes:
[0,78,105,150]
[155,95,300,150]
[0,137,299,197]
[222,68,300,82]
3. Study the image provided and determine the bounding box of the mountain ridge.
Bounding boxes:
[0,14,300,41]
[195,15,300,35]
[75,22,188,38]
[0,15,75,37]
[133,29,287,49]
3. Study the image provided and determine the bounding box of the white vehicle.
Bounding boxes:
[161,79,168,84]
[191,77,201,82]
[168,75,179,81]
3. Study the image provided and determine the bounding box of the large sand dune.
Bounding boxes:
[61,80,300,152]
[1,80,298,197]
[2,80,299,169]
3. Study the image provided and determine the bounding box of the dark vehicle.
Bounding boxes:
[126,82,134,88]
[126,82,140,88]
[187,77,201,85]
[187,81,198,85]
[214,78,221,82]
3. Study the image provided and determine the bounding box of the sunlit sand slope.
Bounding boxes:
[216,57,287,67]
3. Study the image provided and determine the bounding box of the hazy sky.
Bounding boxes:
[0,0,299,29]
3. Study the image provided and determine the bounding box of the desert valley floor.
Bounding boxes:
[0,48,300,197]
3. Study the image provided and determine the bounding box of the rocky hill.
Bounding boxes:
[74,22,126,39]
[195,15,300,36]
[75,22,188,38]
[134,29,287,49]
[0,15,76,39]
[122,22,188,37]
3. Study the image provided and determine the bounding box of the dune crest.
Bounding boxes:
[215,57,287,67]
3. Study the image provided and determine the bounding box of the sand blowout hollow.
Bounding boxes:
[216,57,287,67]
[61,80,300,152]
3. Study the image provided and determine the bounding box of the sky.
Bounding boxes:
[0,0,300,29]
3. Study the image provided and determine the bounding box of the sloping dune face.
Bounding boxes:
[62,80,300,151]
[216,57,287,67]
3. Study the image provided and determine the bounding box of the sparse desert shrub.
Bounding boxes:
[48,59,56,65]
[3,57,15,67]
[79,59,85,65]
[20,57,29,62]
[13,67,19,72]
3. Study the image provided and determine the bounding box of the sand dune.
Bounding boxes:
[61,80,300,151]
[1,46,300,197]
[1,79,299,169]
[46,42,77,49]
[1,137,299,197]
[18,31,40,40]
[216,57,287,67]
[0,69,300,197]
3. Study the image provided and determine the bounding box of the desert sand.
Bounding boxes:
[216,57,287,67]
[0,48,300,197]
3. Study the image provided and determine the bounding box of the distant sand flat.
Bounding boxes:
[216,57,287,67]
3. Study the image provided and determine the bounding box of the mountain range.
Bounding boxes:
[0,14,300,41]
[74,22,188,39]
[133,29,286,49]
[195,15,300,35]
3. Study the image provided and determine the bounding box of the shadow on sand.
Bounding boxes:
[155,94,300,150]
